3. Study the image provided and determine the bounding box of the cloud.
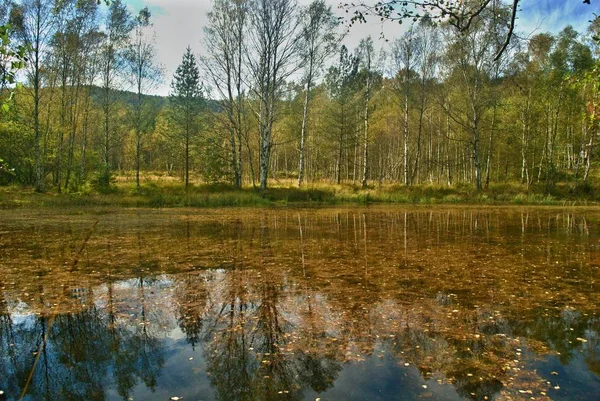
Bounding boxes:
[518,0,593,38]
[121,0,592,96]
[122,0,408,96]
[123,0,211,95]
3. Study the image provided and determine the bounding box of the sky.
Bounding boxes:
[121,0,596,96]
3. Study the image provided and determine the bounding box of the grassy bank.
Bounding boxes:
[0,180,598,209]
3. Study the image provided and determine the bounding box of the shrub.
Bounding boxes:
[0,157,16,186]
[91,170,116,194]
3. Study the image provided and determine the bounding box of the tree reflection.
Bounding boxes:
[0,279,167,400]
[185,218,343,401]
[1,209,600,400]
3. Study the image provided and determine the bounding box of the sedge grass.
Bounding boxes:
[1,178,598,209]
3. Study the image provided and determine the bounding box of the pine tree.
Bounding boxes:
[169,46,204,190]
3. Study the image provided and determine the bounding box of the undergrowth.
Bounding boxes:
[0,180,597,209]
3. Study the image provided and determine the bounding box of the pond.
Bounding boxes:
[0,207,599,401]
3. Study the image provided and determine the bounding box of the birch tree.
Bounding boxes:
[247,0,300,191]
[297,0,338,187]
[442,9,498,191]
[202,0,249,189]
[357,36,374,188]
[51,0,99,192]
[125,7,161,190]
[392,28,420,186]
[413,19,439,185]
[325,45,359,185]
[99,0,132,186]
[10,0,58,191]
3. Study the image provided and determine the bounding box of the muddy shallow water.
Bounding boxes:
[0,206,599,401]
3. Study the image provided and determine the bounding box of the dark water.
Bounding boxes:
[0,207,599,401]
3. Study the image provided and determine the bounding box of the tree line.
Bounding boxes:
[0,0,598,193]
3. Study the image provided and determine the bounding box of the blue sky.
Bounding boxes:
[119,0,598,96]
[519,0,595,37]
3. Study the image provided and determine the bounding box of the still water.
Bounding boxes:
[0,207,599,401]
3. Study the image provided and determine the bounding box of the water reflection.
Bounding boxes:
[0,208,599,400]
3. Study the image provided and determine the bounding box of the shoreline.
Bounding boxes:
[1,182,598,209]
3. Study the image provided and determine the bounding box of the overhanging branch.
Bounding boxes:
[494,0,519,61]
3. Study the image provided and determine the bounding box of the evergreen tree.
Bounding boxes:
[169,46,204,190]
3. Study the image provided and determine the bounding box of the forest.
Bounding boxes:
[0,0,599,201]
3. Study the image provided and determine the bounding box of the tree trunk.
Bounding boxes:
[185,131,189,191]
[337,126,343,185]
[484,103,497,189]
[57,64,68,194]
[583,103,597,183]
[259,113,272,191]
[403,82,409,186]
[103,56,111,182]
[471,91,482,191]
[298,67,313,187]
[362,73,370,189]
[411,89,426,185]
[521,91,531,187]
[80,88,91,182]
[33,4,44,192]
[136,80,142,190]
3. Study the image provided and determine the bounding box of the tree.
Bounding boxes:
[325,45,359,184]
[125,7,161,190]
[78,29,103,184]
[202,0,249,189]
[391,27,420,186]
[411,19,439,185]
[169,46,205,191]
[99,0,132,186]
[441,4,505,191]
[297,0,339,187]
[10,0,58,192]
[247,0,301,191]
[357,36,375,188]
[50,0,99,192]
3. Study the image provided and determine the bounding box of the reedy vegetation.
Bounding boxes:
[0,0,599,200]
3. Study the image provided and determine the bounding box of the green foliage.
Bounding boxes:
[0,156,15,185]
[0,22,28,110]
[91,170,116,193]
[198,135,228,183]
[168,46,207,186]
[0,0,599,202]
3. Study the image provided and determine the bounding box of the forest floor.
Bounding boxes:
[1,176,598,209]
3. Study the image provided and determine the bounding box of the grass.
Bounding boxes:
[1,177,598,209]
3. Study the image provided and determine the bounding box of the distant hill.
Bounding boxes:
[88,85,221,113]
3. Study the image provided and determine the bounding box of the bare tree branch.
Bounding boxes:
[494,0,519,61]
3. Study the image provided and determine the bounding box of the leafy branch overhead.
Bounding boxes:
[341,0,593,60]
[0,23,28,111]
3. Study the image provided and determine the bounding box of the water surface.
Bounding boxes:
[0,207,599,401]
